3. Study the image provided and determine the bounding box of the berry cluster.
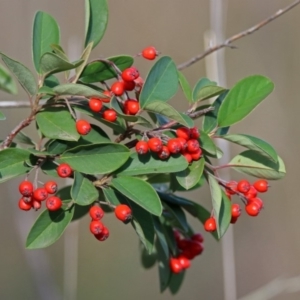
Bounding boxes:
[169,231,204,274]
[204,179,269,232]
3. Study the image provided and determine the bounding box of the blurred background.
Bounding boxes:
[0,0,300,299]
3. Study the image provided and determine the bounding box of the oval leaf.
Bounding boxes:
[217,75,274,127]
[60,143,130,175]
[26,207,74,249]
[229,150,285,180]
[200,130,223,158]
[192,77,225,102]
[53,83,106,98]
[36,108,80,141]
[140,56,178,108]
[178,71,192,102]
[0,63,17,94]
[71,171,99,205]
[85,0,108,49]
[32,11,60,72]
[111,176,162,216]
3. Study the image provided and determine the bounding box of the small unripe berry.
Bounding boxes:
[89,206,105,221]
[115,204,132,223]
[46,196,62,211]
[76,119,91,135]
[19,181,33,196]
[57,163,73,178]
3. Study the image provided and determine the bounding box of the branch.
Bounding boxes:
[177,0,300,70]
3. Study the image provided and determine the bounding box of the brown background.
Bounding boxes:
[0,0,299,299]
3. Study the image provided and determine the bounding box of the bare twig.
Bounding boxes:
[177,0,300,70]
[0,101,34,108]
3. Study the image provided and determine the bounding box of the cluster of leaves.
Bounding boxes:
[0,0,285,293]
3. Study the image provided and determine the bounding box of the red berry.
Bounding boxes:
[76,119,91,135]
[158,145,170,160]
[44,181,57,194]
[231,203,241,218]
[248,197,264,210]
[111,81,124,96]
[191,233,204,243]
[176,137,187,151]
[32,200,41,210]
[99,90,112,103]
[103,109,117,122]
[225,181,238,195]
[245,202,261,217]
[176,127,190,140]
[167,138,181,154]
[180,248,195,260]
[189,240,204,256]
[237,180,251,194]
[244,185,258,200]
[204,217,216,232]
[177,238,189,250]
[182,152,192,163]
[135,140,149,155]
[57,163,72,178]
[190,127,200,139]
[89,98,103,112]
[123,80,135,91]
[18,198,32,211]
[124,100,140,115]
[177,255,191,269]
[191,148,202,161]
[121,67,140,81]
[142,46,158,60]
[90,220,104,235]
[187,139,200,153]
[46,196,62,211]
[94,226,110,241]
[89,206,105,221]
[134,76,144,91]
[253,179,269,193]
[148,137,163,152]
[230,216,238,224]
[19,181,33,196]
[169,258,183,274]
[114,204,132,223]
[33,188,48,201]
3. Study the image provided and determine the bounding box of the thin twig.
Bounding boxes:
[177,0,300,70]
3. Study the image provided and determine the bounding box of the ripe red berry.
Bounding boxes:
[177,255,191,269]
[135,140,149,155]
[142,46,158,60]
[134,76,144,91]
[189,240,204,256]
[94,226,109,241]
[124,100,140,115]
[123,80,135,91]
[46,196,62,211]
[158,145,170,160]
[176,127,190,140]
[76,119,91,135]
[191,148,202,161]
[180,248,195,260]
[244,185,258,200]
[115,204,132,223]
[253,179,269,193]
[245,202,261,217]
[33,188,48,201]
[248,197,264,210]
[121,67,140,81]
[89,98,103,112]
[167,138,181,154]
[230,216,238,224]
[169,257,183,274]
[204,217,216,232]
[148,137,163,152]
[18,198,32,211]
[187,139,200,153]
[231,203,241,218]
[19,181,33,196]
[182,152,192,163]
[32,200,41,210]
[237,179,251,194]
[90,220,104,235]
[57,163,73,178]
[103,109,117,122]
[111,81,124,96]
[99,90,112,103]
[190,127,200,139]
[191,233,204,243]
[89,206,104,221]
[225,181,238,195]
[44,181,58,194]
[176,137,187,151]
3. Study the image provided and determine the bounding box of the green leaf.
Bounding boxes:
[178,71,192,102]
[221,134,278,163]
[170,173,205,192]
[140,56,178,108]
[36,108,80,141]
[192,77,225,102]
[218,75,274,127]
[169,271,185,295]
[44,75,59,88]
[164,202,189,233]
[50,44,69,62]
[141,245,157,269]
[175,158,205,190]
[111,176,162,216]
[32,11,60,72]
[200,130,223,158]
[53,83,105,98]
[208,174,231,238]
[0,53,37,96]
[80,56,134,83]
[85,0,108,49]
[0,63,17,94]
[0,148,31,183]
[14,131,35,146]
[144,101,193,128]
[26,207,74,249]
[229,150,285,180]
[116,152,188,176]
[60,143,130,175]
[71,171,98,206]
[39,52,83,77]
[38,86,56,96]
[153,218,169,259]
